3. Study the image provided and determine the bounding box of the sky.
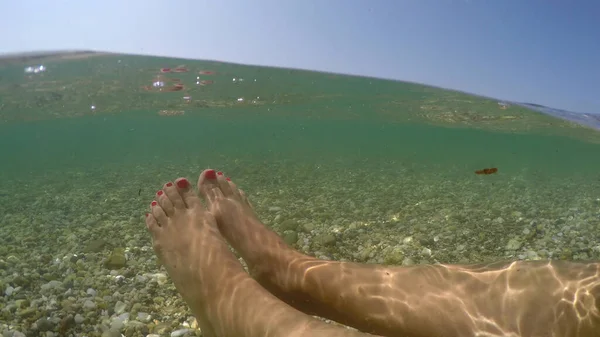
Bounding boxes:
[1,0,599,114]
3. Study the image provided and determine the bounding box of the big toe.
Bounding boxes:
[146,177,203,230]
[198,169,241,203]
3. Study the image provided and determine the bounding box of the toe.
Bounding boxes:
[174,177,203,208]
[239,189,254,208]
[216,171,235,196]
[150,200,168,226]
[224,177,244,200]
[198,169,221,201]
[145,212,160,232]
[162,181,185,210]
[205,184,225,203]
[156,189,175,216]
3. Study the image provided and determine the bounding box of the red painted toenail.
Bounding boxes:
[166,182,173,187]
[176,179,189,188]
[226,177,231,181]
[151,201,157,206]
[156,190,163,196]
[205,169,217,180]
[217,171,223,176]
[145,213,149,217]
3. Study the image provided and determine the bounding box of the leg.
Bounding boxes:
[199,169,600,337]
[145,177,380,337]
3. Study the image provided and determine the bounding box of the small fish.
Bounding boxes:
[475,167,498,175]
[138,188,142,196]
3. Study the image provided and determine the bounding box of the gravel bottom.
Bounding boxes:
[1,158,600,336]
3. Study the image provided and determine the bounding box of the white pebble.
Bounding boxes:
[171,329,193,337]
[136,312,152,323]
[74,314,84,324]
[86,288,97,297]
[526,250,540,260]
[114,301,127,314]
[5,285,14,296]
[149,273,168,285]
[110,318,124,331]
[83,300,96,310]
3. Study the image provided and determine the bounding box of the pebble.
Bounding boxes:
[505,238,523,251]
[40,280,63,292]
[114,301,127,314]
[110,318,125,331]
[74,314,84,324]
[149,273,168,285]
[6,255,19,264]
[101,328,121,337]
[83,300,96,310]
[402,257,415,266]
[421,248,432,256]
[526,250,540,260]
[117,313,130,322]
[5,286,14,296]
[35,317,55,332]
[136,312,152,323]
[171,328,193,337]
[86,288,97,297]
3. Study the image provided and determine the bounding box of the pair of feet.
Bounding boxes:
[145,169,367,337]
[145,169,600,337]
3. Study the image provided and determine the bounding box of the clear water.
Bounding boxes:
[1,52,600,333]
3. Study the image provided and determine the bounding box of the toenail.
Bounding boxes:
[217,171,223,176]
[156,190,163,196]
[205,169,217,180]
[151,201,157,206]
[176,178,190,188]
[166,182,173,187]
[226,177,231,181]
[145,213,149,217]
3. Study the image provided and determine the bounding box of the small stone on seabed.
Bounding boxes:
[114,300,126,314]
[83,300,96,310]
[74,314,84,324]
[5,285,14,296]
[136,312,152,322]
[505,238,522,251]
[171,329,193,337]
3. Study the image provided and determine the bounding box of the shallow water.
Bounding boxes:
[1,52,600,335]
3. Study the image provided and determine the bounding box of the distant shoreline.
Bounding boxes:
[0,50,111,65]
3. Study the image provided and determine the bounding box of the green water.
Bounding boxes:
[2,110,600,178]
[1,52,600,334]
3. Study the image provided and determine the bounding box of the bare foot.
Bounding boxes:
[198,169,379,328]
[145,176,377,337]
[199,169,600,337]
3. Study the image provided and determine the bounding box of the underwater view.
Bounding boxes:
[2,51,600,336]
